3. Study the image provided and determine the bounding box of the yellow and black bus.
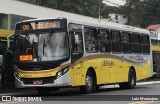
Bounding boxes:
[150,31,160,78]
[7,18,153,95]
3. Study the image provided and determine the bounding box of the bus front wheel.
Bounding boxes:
[119,69,136,89]
[80,71,94,94]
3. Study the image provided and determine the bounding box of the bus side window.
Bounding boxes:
[84,27,98,52]
[71,32,83,52]
[132,33,142,54]
[69,23,83,63]
[121,32,132,53]
[111,30,122,53]
[141,34,150,54]
[98,29,111,52]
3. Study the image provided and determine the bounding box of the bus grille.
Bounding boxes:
[21,77,55,85]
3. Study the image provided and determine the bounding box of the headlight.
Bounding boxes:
[57,71,63,78]
[56,67,69,78]
[15,71,21,80]
[63,68,69,74]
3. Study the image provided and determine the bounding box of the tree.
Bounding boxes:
[19,0,99,18]
[142,0,160,27]
[120,0,160,28]
[19,0,160,28]
[18,0,37,4]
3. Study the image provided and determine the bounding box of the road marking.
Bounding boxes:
[129,101,157,104]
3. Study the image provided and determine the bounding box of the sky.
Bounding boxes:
[102,0,126,7]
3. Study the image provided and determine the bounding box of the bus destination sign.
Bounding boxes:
[16,21,61,30]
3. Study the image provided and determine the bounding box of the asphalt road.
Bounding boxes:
[0,83,160,104]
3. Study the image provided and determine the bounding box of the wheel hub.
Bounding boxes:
[86,76,92,89]
[131,76,135,85]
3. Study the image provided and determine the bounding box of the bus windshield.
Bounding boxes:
[15,32,69,62]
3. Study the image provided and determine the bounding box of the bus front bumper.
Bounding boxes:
[15,73,71,88]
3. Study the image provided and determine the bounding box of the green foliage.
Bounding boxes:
[39,0,99,18]
[18,0,37,4]
[101,0,160,28]
[18,0,99,18]
[18,0,160,28]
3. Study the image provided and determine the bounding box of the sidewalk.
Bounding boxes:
[101,80,160,89]
[136,80,160,85]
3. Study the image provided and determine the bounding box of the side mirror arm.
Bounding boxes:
[7,33,14,54]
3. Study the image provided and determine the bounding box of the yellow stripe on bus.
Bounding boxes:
[15,64,70,78]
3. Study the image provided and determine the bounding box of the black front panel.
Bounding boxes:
[15,58,70,71]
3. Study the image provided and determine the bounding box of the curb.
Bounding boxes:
[136,81,160,85]
[101,81,160,89]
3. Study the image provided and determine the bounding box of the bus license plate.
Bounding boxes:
[33,80,43,85]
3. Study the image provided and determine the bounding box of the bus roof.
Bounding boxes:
[17,17,150,35]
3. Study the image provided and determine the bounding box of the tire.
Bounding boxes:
[80,71,94,94]
[93,85,100,92]
[119,69,136,89]
[36,87,50,95]
[95,85,100,90]
[52,87,60,91]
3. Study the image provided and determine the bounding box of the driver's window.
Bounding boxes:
[7,34,15,53]
[72,32,83,53]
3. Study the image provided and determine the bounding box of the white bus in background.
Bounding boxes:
[150,31,160,75]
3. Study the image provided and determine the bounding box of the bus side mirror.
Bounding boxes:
[0,55,3,73]
[7,33,14,54]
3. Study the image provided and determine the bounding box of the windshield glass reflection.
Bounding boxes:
[15,32,69,61]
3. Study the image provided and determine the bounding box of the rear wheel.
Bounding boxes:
[52,87,60,91]
[95,85,100,90]
[93,85,100,92]
[36,87,50,95]
[119,69,136,89]
[80,71,94,94]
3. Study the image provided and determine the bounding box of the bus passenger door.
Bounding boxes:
[70,30,84,86]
